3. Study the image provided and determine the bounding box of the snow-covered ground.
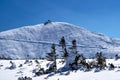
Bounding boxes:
[0,59,120,80]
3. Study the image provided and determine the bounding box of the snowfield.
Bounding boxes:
[0,59,120,80]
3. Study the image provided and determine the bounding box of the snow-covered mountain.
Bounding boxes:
[0,22,120,59]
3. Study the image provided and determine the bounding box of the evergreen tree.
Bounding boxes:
[59,36,66,48]
[67,39,80,70]
[95,52,106,70]
[79,54,86,64]
[71,39,80,66]
[59,36,68,57]
[46,44,57,73]
[72,39,77,49]
[60,39,78,71]
[63,48,68,57]
[71,39,78,54]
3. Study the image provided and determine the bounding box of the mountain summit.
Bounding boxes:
[0,22,120,59]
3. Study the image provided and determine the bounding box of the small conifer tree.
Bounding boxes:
[46,44,57,73]
[59,36,68,57]
[95,52,106,70]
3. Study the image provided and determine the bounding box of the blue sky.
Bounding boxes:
[0,0,120,38]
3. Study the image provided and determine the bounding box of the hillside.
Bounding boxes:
[0,21,120,59]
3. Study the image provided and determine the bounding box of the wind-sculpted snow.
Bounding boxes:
[0,22,120,59]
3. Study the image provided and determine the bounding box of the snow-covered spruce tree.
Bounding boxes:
[61,39,80,71]
[59,36,66,48]
[95,52,106,70]
[71,39,77,53]
[59,36,68,57]
[69,39,79,70]
[46,43,57,73]
[68,40,90,71]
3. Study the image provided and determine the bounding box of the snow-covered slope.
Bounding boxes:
[0,22,120,59]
